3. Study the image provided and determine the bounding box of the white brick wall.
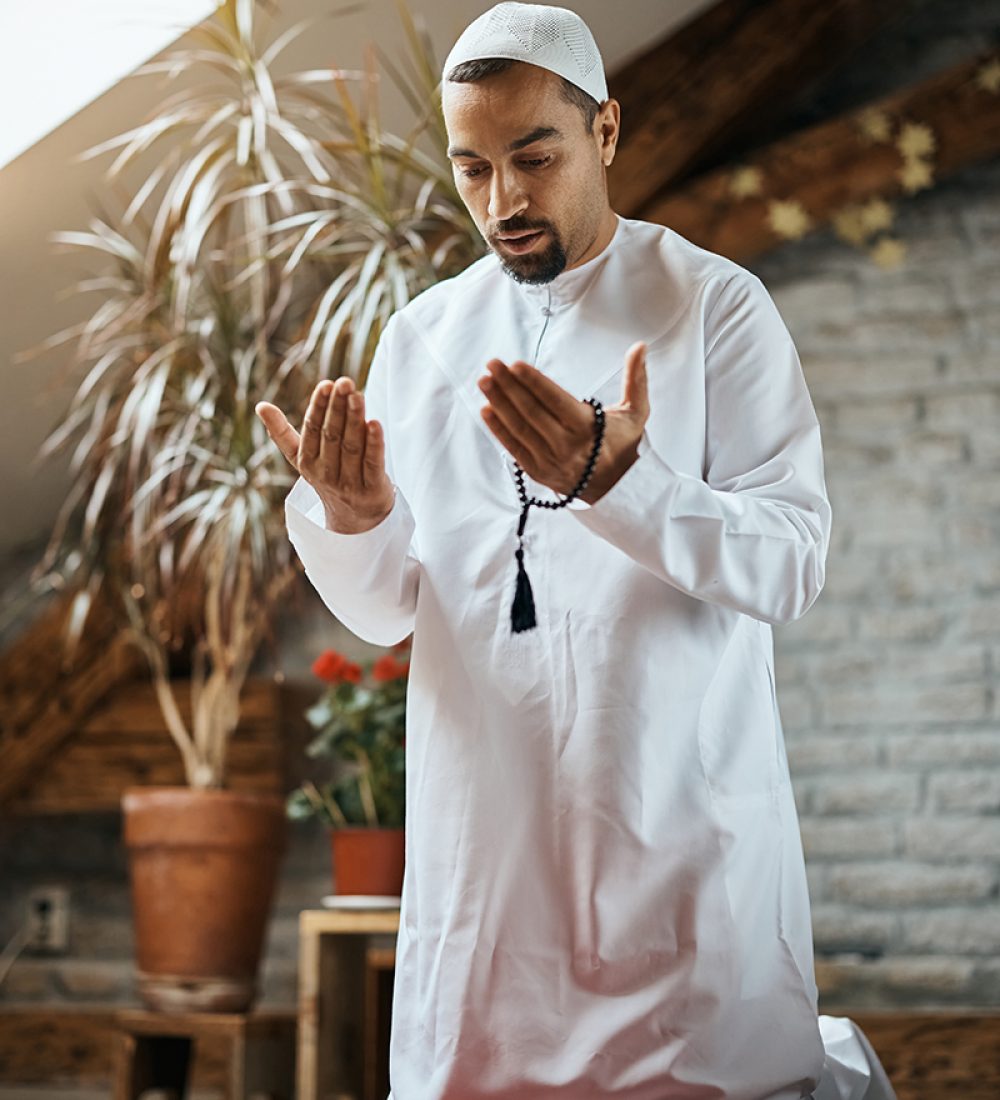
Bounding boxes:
[754,160,1000,1009]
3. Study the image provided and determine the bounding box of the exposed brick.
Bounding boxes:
[956,597,1000,640]
[786,735,881,774]
[814,645,984,685]
[799,817,899,861]
[924,390,1000,432]
[802,355,939,399]
[811,905,898,954]
[857,277,957,317]
[805,774,922,816]
[815,956,980,1009]
[823,682,988,728]
[887,731,1000,767]
[903,909,1000,955]
[771,279,856,322]
[774,685,815,731]
[928,770,1000,813]
[828,862,996,906]
[822,439,896,470]
[905,817,1000,861]
[777,603,852,646]
[823,312,965,354]
[895,432,969,467]
[829,397,921,438]
[855,607,949,642]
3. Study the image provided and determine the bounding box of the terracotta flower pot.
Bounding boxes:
[122,786,288,1013]
[331,827,405,896]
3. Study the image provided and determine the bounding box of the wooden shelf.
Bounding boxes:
[297,908,399,1100]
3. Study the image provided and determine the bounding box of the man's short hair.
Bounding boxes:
[445,57,601,132]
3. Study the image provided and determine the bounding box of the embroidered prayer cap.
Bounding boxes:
[443,3,608,106]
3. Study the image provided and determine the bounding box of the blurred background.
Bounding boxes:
[1,0,998,1095]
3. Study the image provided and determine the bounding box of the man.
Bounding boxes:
[258,5,897,1097]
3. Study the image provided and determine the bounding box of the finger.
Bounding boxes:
[362,419,386,490]
[481,405,533,469]
[479,362,554,461]
[484,360,569,441]
[319,376,354,483]
[256,402,302,469]
[622,342,649,417]
[339,391,367,487]
[300,381,334,467]
[494,359,582,428]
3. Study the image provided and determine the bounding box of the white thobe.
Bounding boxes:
[284,216,897,1100]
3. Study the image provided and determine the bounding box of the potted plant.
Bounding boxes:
[288,640,410,898]
[16,0,478,1011]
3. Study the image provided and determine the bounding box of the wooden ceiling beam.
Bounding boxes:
[639,50,1000,263]
[0,593,145,808]
[608,0,911,217]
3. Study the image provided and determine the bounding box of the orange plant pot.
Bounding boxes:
[331,827,405,896]
[122,786,288,1013]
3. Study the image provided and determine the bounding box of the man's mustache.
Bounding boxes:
[490,217,553,236]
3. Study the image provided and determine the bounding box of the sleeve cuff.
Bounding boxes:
[284,476,408,558]
[568,429,656,513]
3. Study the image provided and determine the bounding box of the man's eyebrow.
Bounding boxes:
[447,126,564,159]
[508,126,563,151]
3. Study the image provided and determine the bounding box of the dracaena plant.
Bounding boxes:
[16,0,482,788]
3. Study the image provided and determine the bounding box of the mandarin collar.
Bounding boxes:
[508,214,622,312]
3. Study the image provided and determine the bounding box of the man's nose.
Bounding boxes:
[487,168,527,221]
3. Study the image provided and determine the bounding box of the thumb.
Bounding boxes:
[256,401,301,470]
[622,342,649,419]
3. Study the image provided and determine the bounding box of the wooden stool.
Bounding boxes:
[112,1008,296,1100]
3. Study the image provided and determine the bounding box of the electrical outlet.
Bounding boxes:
[25,886,70,954]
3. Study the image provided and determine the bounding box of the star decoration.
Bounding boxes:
[859,198,895,236]
[974,57,1000,94]
[870,237,907,269]
[729,165,764,198]
[856,108,893,144]
[768,199,812,240]
[832,205,869,246]
[897,121,936,160]
[899,157,934,193]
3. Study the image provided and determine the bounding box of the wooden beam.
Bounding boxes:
[8,678,290,814]
[640,50,1000,263]
[608,0,911,217]
[0,593,146,808]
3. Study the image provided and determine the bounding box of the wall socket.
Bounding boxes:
[25,886,70,954]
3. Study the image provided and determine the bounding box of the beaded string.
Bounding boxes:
[510,397,606,633]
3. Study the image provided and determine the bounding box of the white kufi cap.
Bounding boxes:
[443,3,608,105]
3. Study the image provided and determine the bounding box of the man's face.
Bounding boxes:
[443,64,616,284]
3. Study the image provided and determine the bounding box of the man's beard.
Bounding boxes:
[488,218,568,285]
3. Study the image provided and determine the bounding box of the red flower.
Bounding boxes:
[372,654,410,682]
[312,650,362,685]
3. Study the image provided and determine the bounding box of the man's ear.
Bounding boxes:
[597,99,621,167]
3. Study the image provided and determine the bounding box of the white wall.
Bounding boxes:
[0,0,713,559]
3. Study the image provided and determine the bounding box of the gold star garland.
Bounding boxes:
[722,50,1000,272]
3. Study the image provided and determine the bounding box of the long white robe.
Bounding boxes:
[285,216,897,1100]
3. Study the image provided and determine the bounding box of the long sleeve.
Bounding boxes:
[284,316,420,646]
[570,271,832,626]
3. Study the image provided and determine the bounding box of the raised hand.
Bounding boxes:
[477,341,649,504]
[256,377,395,534]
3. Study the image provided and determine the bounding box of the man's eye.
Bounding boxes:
[459,165,486,179]
[521,156,551,169]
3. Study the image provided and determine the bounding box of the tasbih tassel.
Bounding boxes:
[511,507,537,633]
[508,398,605,634]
